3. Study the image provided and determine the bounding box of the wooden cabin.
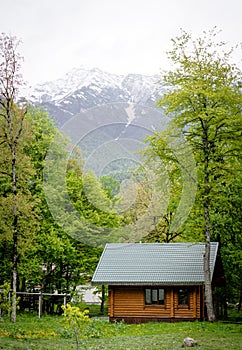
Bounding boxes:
[92,242,224,323]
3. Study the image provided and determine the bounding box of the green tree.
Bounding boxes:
[0,33,38,322]
[211,176,242,311]
[142,137,187,243]
[62,304,90,350]
[66,157,122,243]
[22,110,102,293]
[151,28,241,321]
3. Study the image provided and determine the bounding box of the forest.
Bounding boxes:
[0,29,241,323]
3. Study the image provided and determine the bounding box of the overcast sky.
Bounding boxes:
[2,0,242,85]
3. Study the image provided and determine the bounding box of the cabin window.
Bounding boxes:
[145,288,165,305]
[178,288,189,306]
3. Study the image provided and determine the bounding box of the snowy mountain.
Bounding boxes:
[25,66,164,126]
[24,67,169,182]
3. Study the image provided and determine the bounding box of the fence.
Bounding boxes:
[0,290,69,318]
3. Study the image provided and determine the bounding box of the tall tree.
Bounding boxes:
[0,33,29,322]
[16,109,103,305]
[152,28,242,321]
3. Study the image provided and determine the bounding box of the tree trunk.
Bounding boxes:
[204,232,215,321]
[11,240,18,322]
[73,327,80,350]
[203,156,216,322]
[10,142,18,323]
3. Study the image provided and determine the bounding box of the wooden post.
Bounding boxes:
[193,288,197,319]
[38,293,42,318]
[109,287,114,318]
[64,294,67,307]
[170,288,174,318]
[201,285,205,319]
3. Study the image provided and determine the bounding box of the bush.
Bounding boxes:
[62,303,90,350]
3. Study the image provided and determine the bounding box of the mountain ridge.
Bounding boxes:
[24,66,164,126]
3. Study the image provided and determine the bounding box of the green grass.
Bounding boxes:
[0,312,241,350]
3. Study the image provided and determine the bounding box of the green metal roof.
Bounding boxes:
[92,242,219,285]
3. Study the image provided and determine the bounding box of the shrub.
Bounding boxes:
[61,303,90,350]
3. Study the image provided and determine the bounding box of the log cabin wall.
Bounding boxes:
[108,285,204,323]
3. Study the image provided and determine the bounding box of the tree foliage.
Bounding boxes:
[0,33,37,322]
[148,28,242,320]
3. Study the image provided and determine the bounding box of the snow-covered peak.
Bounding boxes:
[63,66,123,89]
[25,66,161,103]
[25,66,125,103]
[23,66,164,126]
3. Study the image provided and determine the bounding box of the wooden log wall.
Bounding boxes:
[108,285,204,322]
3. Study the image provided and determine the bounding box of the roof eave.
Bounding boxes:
[91,281,204,286]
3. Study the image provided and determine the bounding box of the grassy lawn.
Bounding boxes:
[0,311,241,350]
